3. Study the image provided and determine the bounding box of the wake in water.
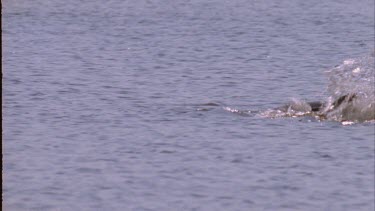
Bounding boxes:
[261,51,375,124]
[205,52,374,124]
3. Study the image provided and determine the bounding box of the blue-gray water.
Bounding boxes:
[3,0,374,210]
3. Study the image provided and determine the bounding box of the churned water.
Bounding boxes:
[259,52,375,122]
[3,0,374,210]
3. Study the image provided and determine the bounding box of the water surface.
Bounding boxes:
[3,0,374,210]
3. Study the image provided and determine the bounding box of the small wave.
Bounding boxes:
[222,106,255,116]
[259,99,318,119]
[326,52,374,100]
[206,52,374,124]
[320,93,375,123]
[259,51,375,124]
[321,51,374,123]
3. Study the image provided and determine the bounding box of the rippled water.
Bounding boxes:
[3,0,375,210]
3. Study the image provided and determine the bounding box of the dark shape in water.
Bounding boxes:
[307,101,324,112]
[306,93,356,113]
[331,93,356,109]
[308,94,356,112]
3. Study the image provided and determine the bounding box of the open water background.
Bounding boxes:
[3,0,375,210]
